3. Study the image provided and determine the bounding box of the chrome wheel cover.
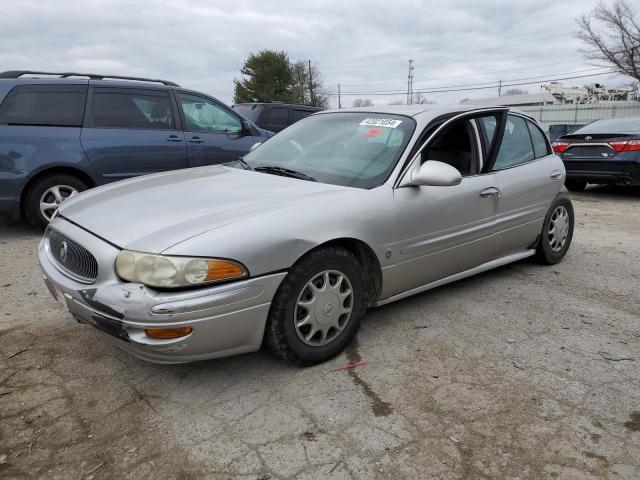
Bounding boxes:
[40,185,78,221]
[294,270,354,347]
[547,205,570,252]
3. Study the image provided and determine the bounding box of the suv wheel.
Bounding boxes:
[24,174,88,230]
[265,247,366,365]
[535,193,574,265]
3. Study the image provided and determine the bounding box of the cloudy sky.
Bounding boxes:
[0,0,631,107]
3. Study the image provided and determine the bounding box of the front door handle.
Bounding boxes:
[479,187,500,198]
[188,136,204,144]
[166,135,182,142]
[550,170,563,180]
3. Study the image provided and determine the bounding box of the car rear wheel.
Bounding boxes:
[565,179,587,192]
[24,174,88,230]
[265,247,366,365]
[535,193,574,265]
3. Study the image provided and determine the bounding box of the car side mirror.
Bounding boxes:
[408,160,462,187]
[242,120,253,137]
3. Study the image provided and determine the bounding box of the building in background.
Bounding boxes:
[461,82,640,138]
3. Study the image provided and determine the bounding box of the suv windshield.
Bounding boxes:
[243,112,415,189]
[234,104,263,122]
[572,117,640,134]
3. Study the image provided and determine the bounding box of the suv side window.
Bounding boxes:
[178,94,242,134]
[267,107,290,127]
[90,89,175,130]
[293,109,311,122]
[527,120,551,158]
[492,114,535,170]
[0,84,87,127]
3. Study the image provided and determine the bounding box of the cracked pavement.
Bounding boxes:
[1,186,639,479]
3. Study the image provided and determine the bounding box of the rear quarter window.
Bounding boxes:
[527,120,551,158]
[0,84,87,127]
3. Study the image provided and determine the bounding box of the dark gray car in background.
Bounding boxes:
[0,71,271,229]
[233,102,322,133]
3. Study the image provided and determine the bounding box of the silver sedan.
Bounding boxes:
[38,105,574,365]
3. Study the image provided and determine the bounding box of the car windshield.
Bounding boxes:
[234,104,263,122]
[242,112,415,189]
[572,117,640,134]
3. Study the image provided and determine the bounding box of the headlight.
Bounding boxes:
[115,250,248,288]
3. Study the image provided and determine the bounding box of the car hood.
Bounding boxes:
[58,166,354,253]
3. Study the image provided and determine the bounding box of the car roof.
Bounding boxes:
[235,102,322,109]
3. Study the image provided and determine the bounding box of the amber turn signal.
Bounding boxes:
[144,326,193,339]
[204,260,246,282]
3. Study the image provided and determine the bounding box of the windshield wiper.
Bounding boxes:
[254,166,317,182]
[223,156,254,170]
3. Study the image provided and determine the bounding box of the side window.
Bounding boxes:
[421,119,479,176]
[178,94,241,134]
[267,107,290,127]
[493,115,535,170]
[90,90,175,130]
[527,120,551,158]
[293,109,311,122]
[0,85,87,127]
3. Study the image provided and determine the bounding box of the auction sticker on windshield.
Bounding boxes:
[359,118,403,128]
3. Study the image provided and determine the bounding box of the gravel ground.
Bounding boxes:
[0,186,639,480]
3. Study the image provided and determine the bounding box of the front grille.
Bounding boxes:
[46,229,98,283]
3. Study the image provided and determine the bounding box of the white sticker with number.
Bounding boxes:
[359,118,403,128]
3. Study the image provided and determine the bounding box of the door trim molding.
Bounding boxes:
[375,249,535,306]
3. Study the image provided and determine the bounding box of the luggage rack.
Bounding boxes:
[0,70,179,87]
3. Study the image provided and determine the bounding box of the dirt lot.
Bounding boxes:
[0,186,639,480]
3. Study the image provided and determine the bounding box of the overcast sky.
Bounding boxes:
[0,0,631,107]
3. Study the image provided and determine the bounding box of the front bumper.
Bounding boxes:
[38,218,286,363]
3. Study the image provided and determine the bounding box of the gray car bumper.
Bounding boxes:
[38,218,286,364]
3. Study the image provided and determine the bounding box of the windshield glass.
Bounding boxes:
[243,112,415,189]
[234,104,263,122]
[572,117,640,134]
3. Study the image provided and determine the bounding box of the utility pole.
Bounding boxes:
[308,59,314,106]
[407,59,414,105]
[498,79,502,97]
[338,84,341,109]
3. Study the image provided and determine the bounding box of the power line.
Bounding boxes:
[326,70,617,96]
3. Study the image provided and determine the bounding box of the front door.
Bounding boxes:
[386,111,505,297]
[81,87,187,183]
[176,92,256,167]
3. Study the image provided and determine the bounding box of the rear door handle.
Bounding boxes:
[479,187,500,198]
[166,135,182,142]
[188,136,204,144]
[550,170,563,180]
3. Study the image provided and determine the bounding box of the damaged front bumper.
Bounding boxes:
[38,218,286,363]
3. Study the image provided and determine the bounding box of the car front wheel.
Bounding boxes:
[265,247,366,365]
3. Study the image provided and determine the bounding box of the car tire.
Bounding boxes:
[535,192,574,265]
[265,247,366,365]
[24,174,88,231]
[565,179,587,192]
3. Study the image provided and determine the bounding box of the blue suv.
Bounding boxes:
[0,70,272,229]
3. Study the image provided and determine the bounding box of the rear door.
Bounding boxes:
[490,114,562,255]
[81,86,187,183]
[176,92,256,167]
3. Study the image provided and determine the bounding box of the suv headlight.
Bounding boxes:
[115,250,248,288]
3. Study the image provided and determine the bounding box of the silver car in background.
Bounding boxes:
[38,105,574,365]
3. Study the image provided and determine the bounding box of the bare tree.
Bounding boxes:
[576,0,640,82]
[503,88,529,96]
[352,98,374,107]
[413,92,436,104]
[388,99,405,105]
[291,60,330,108]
